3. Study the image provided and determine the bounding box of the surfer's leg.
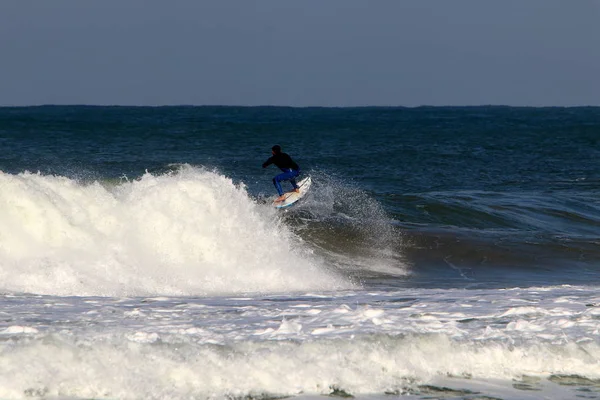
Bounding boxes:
[275,169,299,195]
[273,174,286,196]
[290,169,300,190]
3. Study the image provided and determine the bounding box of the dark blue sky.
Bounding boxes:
[1,1,599,106]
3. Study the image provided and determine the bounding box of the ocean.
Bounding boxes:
[0,105,599,399]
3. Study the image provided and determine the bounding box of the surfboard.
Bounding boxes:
[273,176,312,209]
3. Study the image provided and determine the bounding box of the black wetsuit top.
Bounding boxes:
[262,152,300,171]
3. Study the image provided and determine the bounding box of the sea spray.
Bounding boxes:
[283,170,407,278]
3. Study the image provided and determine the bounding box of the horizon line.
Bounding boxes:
[1,103,599,109]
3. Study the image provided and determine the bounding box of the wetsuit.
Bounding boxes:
[262,152,300,196]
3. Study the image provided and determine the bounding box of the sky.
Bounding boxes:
[1,1,599,107]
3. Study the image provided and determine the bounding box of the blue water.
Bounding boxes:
[2,106,600,400]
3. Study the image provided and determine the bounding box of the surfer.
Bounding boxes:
[262,145,301,202]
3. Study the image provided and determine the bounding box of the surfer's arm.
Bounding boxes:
[262,157,274,168]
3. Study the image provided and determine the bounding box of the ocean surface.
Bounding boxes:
[0,105,599,399]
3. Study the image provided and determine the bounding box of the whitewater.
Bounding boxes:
[1,167,599,399]
[0,167,350,296]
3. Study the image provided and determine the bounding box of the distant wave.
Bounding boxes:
[388,190,600,285]
[391,190,600,234]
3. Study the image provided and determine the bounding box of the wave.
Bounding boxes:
[0,167,352,296]
[392,190,600,235]
[1,332,598,399]
[4,166,595,296]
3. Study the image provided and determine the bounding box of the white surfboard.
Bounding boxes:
[273,176,312,209]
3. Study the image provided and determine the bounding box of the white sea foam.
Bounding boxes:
[1,333,598,399]
[0,168,350,296]
[0,286,599,399]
